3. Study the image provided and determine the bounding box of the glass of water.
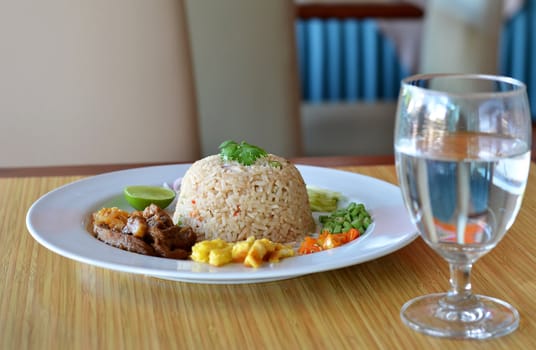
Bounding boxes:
[394,74,531,339]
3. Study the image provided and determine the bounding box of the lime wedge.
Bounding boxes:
[123,185,176,210]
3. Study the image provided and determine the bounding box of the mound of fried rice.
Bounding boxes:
[172,154,316,243]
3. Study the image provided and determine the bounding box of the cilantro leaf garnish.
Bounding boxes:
[219,140,268,166]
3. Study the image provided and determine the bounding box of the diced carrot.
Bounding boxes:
[345,228,360,242]
[298,227,362,255]
[323,233,346,249]
[298,237,322,255]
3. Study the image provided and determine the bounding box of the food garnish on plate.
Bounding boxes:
[88,140,373,268]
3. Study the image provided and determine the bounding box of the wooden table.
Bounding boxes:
[1,159,536,349]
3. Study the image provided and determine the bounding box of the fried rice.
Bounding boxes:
[172,154,315,243]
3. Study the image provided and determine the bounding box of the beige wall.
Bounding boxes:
[0,0,200,167]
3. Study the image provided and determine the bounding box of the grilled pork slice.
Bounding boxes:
[93,225,156,256]
[92,204,197,259]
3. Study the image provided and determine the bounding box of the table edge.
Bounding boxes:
[0,155,396,178]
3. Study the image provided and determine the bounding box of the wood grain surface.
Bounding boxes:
[1,164,536,349]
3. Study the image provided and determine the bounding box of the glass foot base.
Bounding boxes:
[401,293,519,339]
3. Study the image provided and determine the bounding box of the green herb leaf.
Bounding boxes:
[219,140,267,166]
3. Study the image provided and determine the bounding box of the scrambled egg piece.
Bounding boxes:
[191,236,295,268]
[190,239,231,265]
[231,236,255,262]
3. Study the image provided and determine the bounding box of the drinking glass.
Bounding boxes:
[394,74,532,339]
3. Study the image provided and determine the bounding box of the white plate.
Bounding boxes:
[26,164,417,284]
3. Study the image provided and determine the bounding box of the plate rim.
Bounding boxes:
[26,163,418,283]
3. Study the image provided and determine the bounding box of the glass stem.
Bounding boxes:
[442,262,479,310]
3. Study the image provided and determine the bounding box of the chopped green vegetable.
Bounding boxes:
[269,160,282,169]
[307,186,342,212]
[219,140,268,166]
[319,202,372,234]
